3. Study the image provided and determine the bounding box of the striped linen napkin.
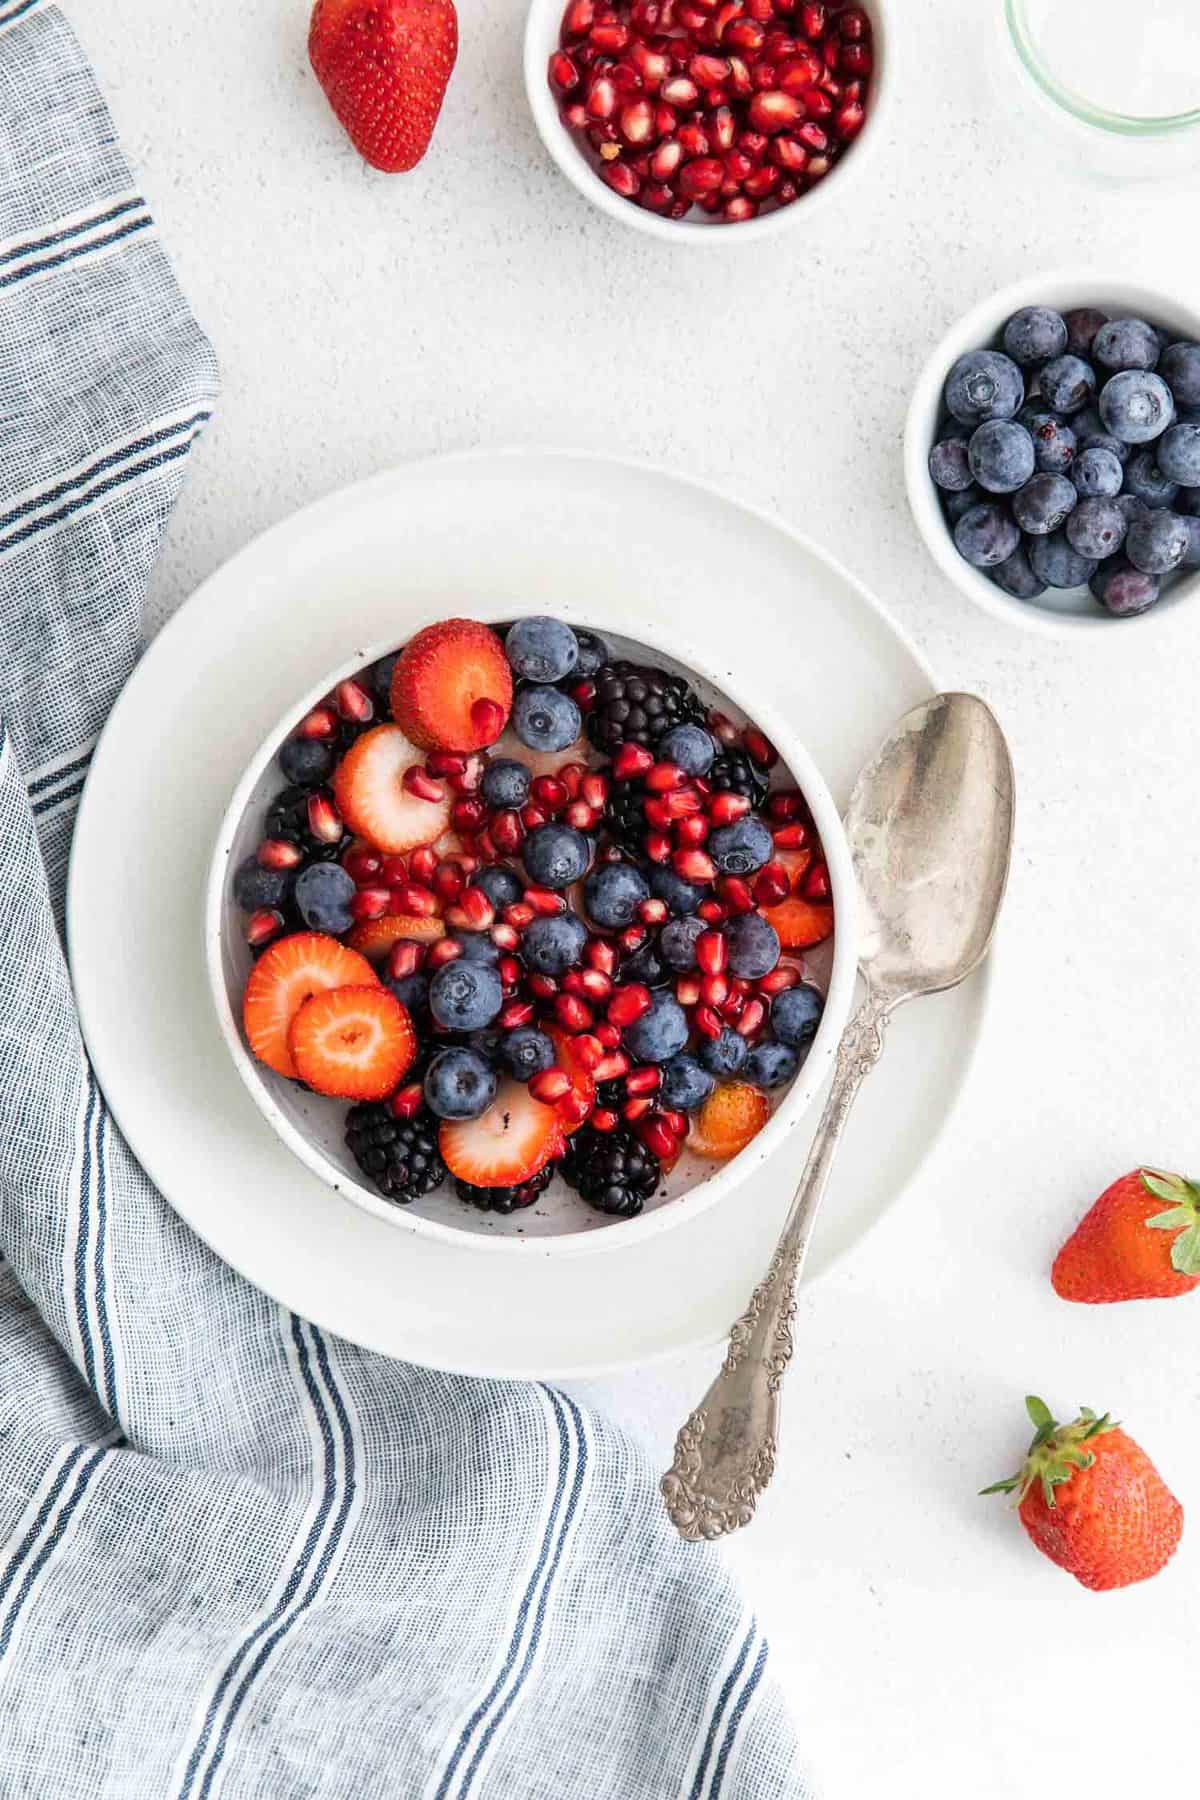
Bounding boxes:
[0,6,811,1797]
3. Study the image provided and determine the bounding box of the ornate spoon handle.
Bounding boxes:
[660,992,890,1542]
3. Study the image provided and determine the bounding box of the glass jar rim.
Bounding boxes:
[1005,0,1200,135]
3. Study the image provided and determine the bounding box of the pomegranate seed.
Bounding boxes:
[528,972,559,999]
[524,886,567,916]
[425,751,465,779]
[351,886,390,921]
[245,908,283,947]
[840,6,870,41]
[625,1065,661,1096]
[296,705,338,741]
[644,797,672,830]
[505,901,535,929]
[555,993,594,1031]
[725,18,765,49]
[802,860,831,901]
[701,971,730,1007]
[446,895,496,934]
[592,1051,631,1084]
[720,987,745,1020]
[490,922,520,952]
[748,89,800,131]
[673,847,716,883]
[806,153,831,178]
[801,2,826,34]
[690,52,730,85]
[612,742,655,780]
[489,809,524,854]
[608,983,653,1027]
[677,121,710,157]
[576,969,614,1004]
[753,861,791,905]
[744,162,781,196]
[706,792,751,829]
[595,1022,621,1050]
[661,1107,688,1138]
[564,800,600,830]
[840,41,871,75]
[559,762,587,797]
[562,0,596,35]
[678,156,725,197]
[694,1003,724,1040]
[771,134,809,170]
[719,875,756,914]
[758,964,801,997]
[712,0,742,40]
[624,1096,654,1123]
[470,698,506,744]
[393,882,438,917]
[797,118,829,148]
[640,1117,679,1161]
[675,814,710,847]
[723,148,756,183]
[343,845,382,883]
[586,72,618,119]
[407,846,436,883]
[641,181,676,212]
[493,997,532,1031]
[451,797,487,832]
[619,97,655,142]
[661,787,703,820]
[390,1082,425,1120]
[426,937,464,970]
[520,803,549,832]
[696,930,728,975]
[592,1108,619,1132]
[709,104,736,150]
[380,853,410,887]
[530,775,567,813]
[708,709,740,745]
[766,789,804,821]
[498,955,522,988]
[619,924,647,953]
[801,84,833,117]
[675,975,702,1006]
[635,898,667,928]
[586,938,619,975]
[836,97,864,135]
[697,898,726,923]
[773,821,809,849]
[564,101,589,129]
[591,19,631,51]
[745,0,773,17]
[678,2,709,28]
[256,838,303,871]
[736,997,767,1038]
[645,761,687,793]
[726,54,753,96]
[387,941,424,980]
[660,74,700,106]
[646,831,673,864]
[630,39,671,87]
[531,1067,573,1104]
[776,49,822,91]
[329,679,372,725]
[432,863,466,904]
[559,1088,594,1128]
[452,754,485,794]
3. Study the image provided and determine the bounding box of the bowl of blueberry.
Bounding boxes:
[905,275,1200,632]
[206,610,855,1253]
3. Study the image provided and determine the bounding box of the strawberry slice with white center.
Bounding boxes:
[288,985,416,1100]
[440,1079,566,1188]
[333,724,453,854]
[347,913,446,958]
[242,931,379,1078]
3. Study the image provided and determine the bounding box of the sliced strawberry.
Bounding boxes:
[547,1026,597,1135]
[440,1079,565,1187]
[757,896,834,950]
[333,724,453,854]
[775,846,813,890]
[242,932,378,1078]
[347,913,447,958]
[288,985,416,1100]
[689,1081,771,1160]
[391,619,512,752]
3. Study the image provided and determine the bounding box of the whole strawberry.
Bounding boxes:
[1052,1167,1200,1304]
[309,0,458,173]
[983,1396,1183,1591]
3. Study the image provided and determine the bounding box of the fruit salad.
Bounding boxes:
[231,617,832,1226]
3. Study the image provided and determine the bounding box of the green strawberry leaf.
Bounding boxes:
[1170,1223,1200,1277]
[979,1476,1019,1496]
[1141,1169,1199,1207]
[1147,1205,1197,1232]
[1025,1396,1054,1431]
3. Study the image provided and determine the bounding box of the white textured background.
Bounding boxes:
[69,1,1200,1795]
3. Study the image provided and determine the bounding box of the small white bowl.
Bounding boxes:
[523,0,892,246]
[205,606,857,1257]
[904,271,1200,637]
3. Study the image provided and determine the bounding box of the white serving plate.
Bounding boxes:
[206,614,857,1254]
[68,449,989,1378]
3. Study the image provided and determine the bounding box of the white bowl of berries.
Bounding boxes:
[524,0,889,242]
[905,273,1200,635]
[205,610,856,1254]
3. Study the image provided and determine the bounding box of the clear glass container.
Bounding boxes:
[997,0,1200,180]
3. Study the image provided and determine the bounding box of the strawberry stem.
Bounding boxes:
[1141,1168,1200,1277]
[981,1397,1117,1508]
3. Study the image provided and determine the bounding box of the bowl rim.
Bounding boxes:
[205,602,859,1259]
[903,268,1200,639]
[522,0,893,247]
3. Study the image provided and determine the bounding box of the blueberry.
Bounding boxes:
[385,971,429,1016]
[724,912,781,979]
[991,545,1046,602]
[1065,497,1126,562]
[1070,405,1108,442]
[746,1041,799,1091]
[1177,487,1200,517]
[233,856,290,912]
[953,503,1021,569]
[708,816,774,875]
[480,758,531,809]
[1115,494,1147,531]
[505,617,579,683]
[423,1047,497,1121]
[622,992,689,1064]
[512,685,581,753]
[1089,558,1162,618]
[1028,530,1097,590]
[1156,423,1200,486]
[473,868,524,914]
[659,914,707,971]
[1159,341,1200,408]
[657,723,716,776]
[499,1027,556,1081]
[293,862,355,933]
[698,1027,749,1078]
[1012,473,1076,535]
[1077,431,1129,467]
[278,736,335,785]
[572,629,609,678]
[1003,306,1068,366]
[1023,412,1077,474]
[968,421,1035,494]
[944,351,1024,425]
[1038,355,1097,416]
[648,863,706,915]
[522,823,592,889]
[943,484,985,524]
[520,911,588,975]
[1123,450,1179,509]
[1093,318,1161,373]
[620,937,667,989]
[929,435,973,493]
[1126,509,1190,575]
[1071,446,1124,499]
[429,959,503,1031]
[583,860,649,928]
[770,982,825,1048]
[659,1054,716,1112]
[1063,307,1109,359]
[1180,516,1200,567]
[453,931,500,964]
[1099,371,1175,444]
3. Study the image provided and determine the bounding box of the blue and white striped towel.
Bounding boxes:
[0,8,810,1797]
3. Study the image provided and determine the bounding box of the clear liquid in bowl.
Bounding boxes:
[1022,0,1200,118]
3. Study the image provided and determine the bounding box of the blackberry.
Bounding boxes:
[585,661,705,755]
[264,785,343,864]
[455,1164,555,1215]
[605,778,648,854]
[707,749,770,809]
[345,1104,445,1205]
[562,1125,661,1219]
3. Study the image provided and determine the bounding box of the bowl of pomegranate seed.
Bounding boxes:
[524,0,888,240]
[206,609,856,1253]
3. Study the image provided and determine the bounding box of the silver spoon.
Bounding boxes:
[661,692,1015,1541]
